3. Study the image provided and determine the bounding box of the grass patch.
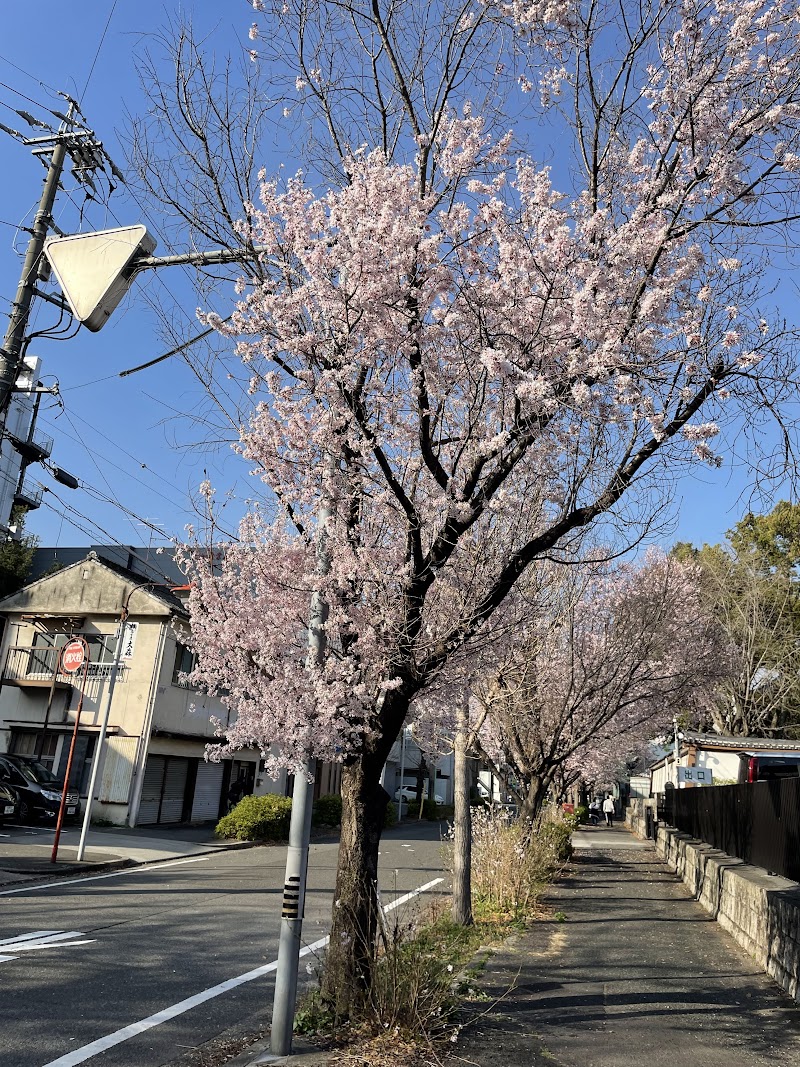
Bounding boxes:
[293,808,574,1066]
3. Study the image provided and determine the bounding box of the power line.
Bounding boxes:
[59,407,152,545]
[0,81,62,124]
[0,53,62,100]
[38,411,188,507]
[81,1,118,102]
[59,372,120,392]
[37,492,180,588]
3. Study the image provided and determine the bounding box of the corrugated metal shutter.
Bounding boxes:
[159,758,188,823]
[191,761,224,822]
[137,757,165,825]
[99,736,139,804]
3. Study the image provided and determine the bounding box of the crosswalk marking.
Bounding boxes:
[0,929,96,963]
[0,929,62,947]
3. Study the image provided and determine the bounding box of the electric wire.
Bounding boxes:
[60,372,120,392]
[0,79,205,555]
[37,481,183,579]
[81,1,118,102]
[4,90,250,547]
[38,412,189,508]
[58,407,152,546]
[0,54,62,100]
[37,494,179,588]
[0,81,59,119]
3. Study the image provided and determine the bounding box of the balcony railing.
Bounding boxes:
[3,645,128,686]
[14,480,43,511]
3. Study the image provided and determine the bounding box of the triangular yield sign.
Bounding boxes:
[44,224,156,332]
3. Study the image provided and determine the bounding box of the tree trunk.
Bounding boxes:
[321,751,388,1017]
[415,756,427,807]
[452,691,473,925]
[520,772,554,823]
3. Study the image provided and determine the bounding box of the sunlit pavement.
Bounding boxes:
[571,824,653,849]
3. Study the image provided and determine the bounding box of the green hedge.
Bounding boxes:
[215,794,293,841]
[313,793,342,827]
[216,790,396,839]
[406,799,446,820]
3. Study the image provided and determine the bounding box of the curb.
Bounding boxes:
[224,1035,329,1067]
[0,837,260,890]
[0,856,136,889]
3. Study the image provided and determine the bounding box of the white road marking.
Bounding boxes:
[39,876,444,1067]
[15,939,96,951]
[0,930,96,962]
[0,854,210,896]
[0,930,62,946]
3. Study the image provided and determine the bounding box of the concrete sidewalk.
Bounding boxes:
[0,821,253,886]
[447,826,800,1067]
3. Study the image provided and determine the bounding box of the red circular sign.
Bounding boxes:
[61,640,86,674]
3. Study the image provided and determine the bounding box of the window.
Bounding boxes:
[29,632,118,676]
[10,732,59,772]
[172,641,197,687]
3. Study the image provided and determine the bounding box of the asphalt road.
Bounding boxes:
[0,821,449,1067]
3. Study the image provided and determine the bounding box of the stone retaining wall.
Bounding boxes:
[653,822,800,1002]
[625,797,655,838]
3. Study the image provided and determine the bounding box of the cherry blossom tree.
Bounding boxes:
[471,552,728,818]
[141,0,800,1011]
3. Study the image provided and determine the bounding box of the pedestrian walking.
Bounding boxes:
[602,794,615,828]
[227,773,246,813]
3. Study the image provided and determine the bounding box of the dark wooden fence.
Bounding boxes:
[656,779,800,882]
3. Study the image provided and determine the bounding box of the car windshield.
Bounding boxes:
[15,760,60,786]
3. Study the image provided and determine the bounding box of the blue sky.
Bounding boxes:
[0,0,796,557]
[0,1,254,555]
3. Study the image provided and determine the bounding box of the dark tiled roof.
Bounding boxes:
[683,731,800,752]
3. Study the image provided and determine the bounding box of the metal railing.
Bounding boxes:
[3,645,128,684]
[659,780,800,882]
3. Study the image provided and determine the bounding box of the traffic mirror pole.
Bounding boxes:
[75,621,126,862]
[51,638,89,864]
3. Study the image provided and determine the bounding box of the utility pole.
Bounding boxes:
[0,99,111,533]
[0,103,76,417]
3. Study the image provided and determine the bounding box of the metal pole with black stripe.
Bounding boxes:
[270,464,332,1057]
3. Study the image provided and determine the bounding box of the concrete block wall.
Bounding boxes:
[625,797,654,838]
[654,824,800,1002]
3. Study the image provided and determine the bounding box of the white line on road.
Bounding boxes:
[0,930,62,947]
[39,876,444,1067]
[0,854,210,896]
[0,930,96,962]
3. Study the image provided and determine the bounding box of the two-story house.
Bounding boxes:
[0,550,298,826]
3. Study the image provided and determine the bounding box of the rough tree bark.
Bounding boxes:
[321,753,387,1015]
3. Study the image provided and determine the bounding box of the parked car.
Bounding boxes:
[737,752,800,783]
[0,780,18,825]
[394,785,445,805]
[0,754,80,824]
